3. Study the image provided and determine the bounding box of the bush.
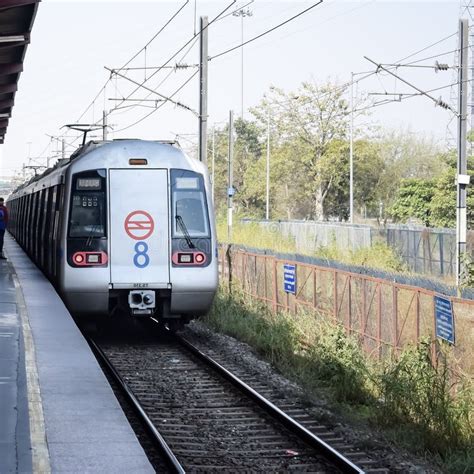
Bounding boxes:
[204,288,474,471]
[376,340,473,456]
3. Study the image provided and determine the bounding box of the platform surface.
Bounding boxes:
[1,234,154,473]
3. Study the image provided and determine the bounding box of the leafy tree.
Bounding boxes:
[389,178,435,226]
[374,130,444,217]
[251,81,353,220]
[430,153,474,229]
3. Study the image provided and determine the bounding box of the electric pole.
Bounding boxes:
[211,125,215,202]
[266,109,270,220]
[102,110,108,140]
[228,110,234,241]
[349,72,354,223]
[198,16,208,165]
[457,18,469,287]
[233,7,252,118]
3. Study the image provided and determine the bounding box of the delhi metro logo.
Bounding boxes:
[124,210,154,269]
[124,210,155,240]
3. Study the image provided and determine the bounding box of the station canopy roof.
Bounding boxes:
[0,0,40,144]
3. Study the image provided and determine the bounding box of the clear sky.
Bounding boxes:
[0,0,466,178]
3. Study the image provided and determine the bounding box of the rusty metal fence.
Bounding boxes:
[219,245,474,375]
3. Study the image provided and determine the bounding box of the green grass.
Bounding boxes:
[217,220,408,273]
[203,287,474,473]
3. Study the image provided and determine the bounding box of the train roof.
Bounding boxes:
[8,138,195,198]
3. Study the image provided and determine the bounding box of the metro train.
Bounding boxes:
[7,139,218,329]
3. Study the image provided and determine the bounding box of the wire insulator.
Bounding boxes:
[436,98,450,109]
[435,60,449,72]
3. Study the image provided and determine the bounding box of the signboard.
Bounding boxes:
[283,264,296,294]
[434,295,455,344]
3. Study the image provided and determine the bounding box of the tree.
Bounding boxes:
[374,129,443,217]
[251,81,353,220]
[389,178,435,226]
[430,153,474,229]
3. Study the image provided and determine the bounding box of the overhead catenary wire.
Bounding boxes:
[352,78,474,114]
[106,34,201,121]
[209,1,324,61]
[113,69,199,134]
[44,2,462,164]
[115,0,190,73]
[106,0,237,122]
[75,0,190,123]
[266,34,464,118]
[105,66,198,116]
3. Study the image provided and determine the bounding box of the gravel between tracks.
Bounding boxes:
[181,321,442,474]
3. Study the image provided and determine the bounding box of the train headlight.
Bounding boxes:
[195,253,205,264]
[71,251,108,267]
[172,252,207,266]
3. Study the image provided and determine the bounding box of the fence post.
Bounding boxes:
[226,244,233,292]
[439,233,444,276]
[312,269,317,309]
[415,290,420,342]
[392,285,398,353]
[346,276,352,334]
[361,279,367,349]
[377,283,382,359]
[333,270,338,322]
[264,256,268,305]
[272,257,278,313]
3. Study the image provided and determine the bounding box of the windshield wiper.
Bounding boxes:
[86,223,99,247]
[175,215,195,249]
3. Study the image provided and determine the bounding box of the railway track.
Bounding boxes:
[89,325,373,473]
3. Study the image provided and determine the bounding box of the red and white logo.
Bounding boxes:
[124,210,155,240]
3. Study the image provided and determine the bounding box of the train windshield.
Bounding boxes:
[69,171,107,238]
[171,169,210,238]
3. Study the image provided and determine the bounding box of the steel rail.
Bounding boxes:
[88,338,185,474]
[174,333,364,474]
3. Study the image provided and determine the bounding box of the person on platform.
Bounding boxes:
[0,197,8,260]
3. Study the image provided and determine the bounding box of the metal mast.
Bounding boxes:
[198,16,209,165]
[456,18,469,287]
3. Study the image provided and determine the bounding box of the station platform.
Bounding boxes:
[0,234,153,473]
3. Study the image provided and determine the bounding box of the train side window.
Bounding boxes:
[170,169,210,238]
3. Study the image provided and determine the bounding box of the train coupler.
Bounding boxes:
[128,290,156,316]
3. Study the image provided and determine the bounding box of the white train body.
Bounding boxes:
[7,139,218,327]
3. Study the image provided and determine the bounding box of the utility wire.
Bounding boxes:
[107,35,200,120]
[396,31,457,63]
[116,0,190,73]
[209,1,324,60]
[365,56,456,113]
[75,0,190,123]
[113,69,199,134]
[353,79,474,114]
[105,66,198,116]
[214,0,255,22]
[107,0,237,120]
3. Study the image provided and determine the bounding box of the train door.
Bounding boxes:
[109,169,170,286]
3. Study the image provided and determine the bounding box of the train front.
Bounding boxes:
[61,140,218,328]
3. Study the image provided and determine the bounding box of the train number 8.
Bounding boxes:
[133,241,150,268]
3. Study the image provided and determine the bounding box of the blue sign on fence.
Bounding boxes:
[434,295,455,344]
[283,264,296,294]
